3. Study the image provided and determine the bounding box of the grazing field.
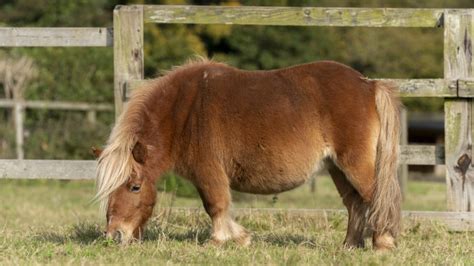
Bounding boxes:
[0,178,472,264]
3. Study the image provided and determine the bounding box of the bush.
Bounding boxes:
[157,171,198,198]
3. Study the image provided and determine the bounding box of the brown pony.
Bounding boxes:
[94,59,401,250]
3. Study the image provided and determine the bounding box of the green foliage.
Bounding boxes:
[0,0,113,27]
[158,171,199,198]
[0,114,16,159]
[20,47,114,102]
[220,26,345,70]
[23,110,113,159]
[1,0,473,164]
[144,24,207,76]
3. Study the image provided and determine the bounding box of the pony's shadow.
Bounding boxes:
[35,223,317,248]
[144,225,317,247]
[143,226,211,244]
[256,233,317,247]
[33,223,102,245]
[33,223,210,245]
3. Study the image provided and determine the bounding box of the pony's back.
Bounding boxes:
[166,61,380,196]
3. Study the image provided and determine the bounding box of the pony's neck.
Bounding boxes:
[130,80,177,181]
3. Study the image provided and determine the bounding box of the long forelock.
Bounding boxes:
[95,137,136,214]
[94,86,151,213]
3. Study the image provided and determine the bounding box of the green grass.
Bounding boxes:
[0,178,472,264]
[169,176,447,211]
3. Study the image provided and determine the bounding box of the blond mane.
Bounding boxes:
[94,56,221,212]
[94,85,150,212]
[160,56,224,77]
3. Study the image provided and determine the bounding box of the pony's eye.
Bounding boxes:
[130,184,141,193]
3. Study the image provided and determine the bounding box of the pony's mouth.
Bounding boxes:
[106,229,133,244]
[106,229,121,241]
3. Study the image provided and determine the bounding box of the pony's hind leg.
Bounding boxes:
[327,161,368,248]
[333,149,398,251]
[194,167,251,246]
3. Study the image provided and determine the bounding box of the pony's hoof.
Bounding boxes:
[373,233,396,251]
[235,233,252,247]
[374,242,396,252]
[343,240,365,250]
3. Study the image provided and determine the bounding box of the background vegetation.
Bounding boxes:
[2,0,474,160]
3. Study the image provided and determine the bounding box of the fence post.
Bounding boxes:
[113,5,144,117]
[13,100,24,160]
[12,77,24,160]
[86,110,97,124]
[310,174,316,193]
[444,9,474,212]
[398,108,408,199]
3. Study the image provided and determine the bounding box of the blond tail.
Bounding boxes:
[368,81,402,237]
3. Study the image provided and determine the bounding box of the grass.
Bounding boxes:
[0,178,472,264]
[169,176,447,211]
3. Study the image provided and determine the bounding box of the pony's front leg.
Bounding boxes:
[209,213,250,246]
[194,169,251,246]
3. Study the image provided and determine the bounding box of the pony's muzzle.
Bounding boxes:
[106,229,133,244]
[106,230,122,242]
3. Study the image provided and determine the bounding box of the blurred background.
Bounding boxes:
[1,0,473,210]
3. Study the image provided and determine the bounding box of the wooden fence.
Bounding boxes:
[0,5,472,229]
[0,99,113,159]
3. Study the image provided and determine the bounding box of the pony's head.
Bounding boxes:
[93,141,156,244]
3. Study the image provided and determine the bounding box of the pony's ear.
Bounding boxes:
[91,146,103,159]
[132,141,147,164]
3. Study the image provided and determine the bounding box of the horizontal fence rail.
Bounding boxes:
[0,145,445,181]
[0,27,113,47]
[143,6,445,27]
[458,79,474,97]
[400,145,445,165]
[0,99,113,111]
[0,160,96,180]
[382,79,457,97]
[125,78,468,98]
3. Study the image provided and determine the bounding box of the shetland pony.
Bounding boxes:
[94,59,401,250]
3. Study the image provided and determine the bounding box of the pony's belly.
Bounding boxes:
[228,151,324,195]
[229,173,309,194]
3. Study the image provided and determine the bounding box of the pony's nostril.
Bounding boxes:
[114,230,123,242]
